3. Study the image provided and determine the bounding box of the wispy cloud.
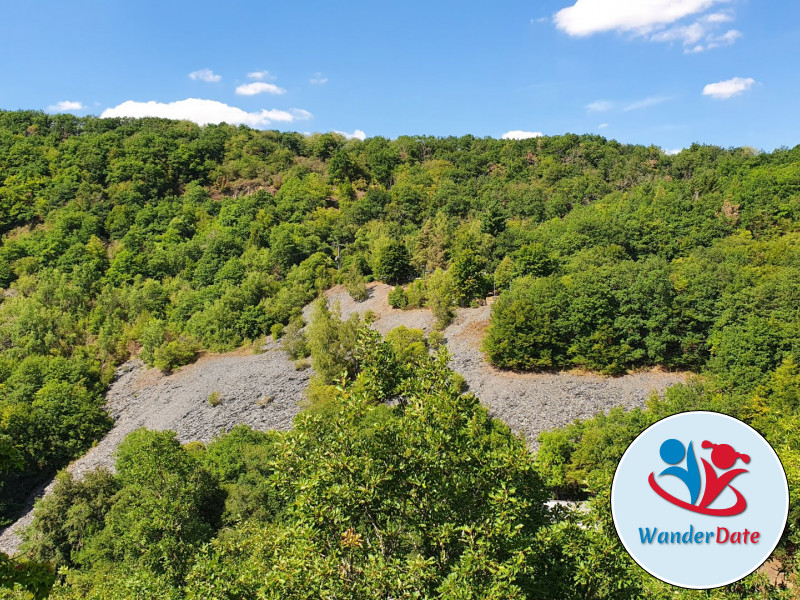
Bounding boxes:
[554,1,741,52]
[650,21,706,45]
[598,123,609,129]
[702,28,741,51]
[189,68,221,83]
[659,22,740,52]
[501,130,543,140]
[100,98,312,127]
[702,77,756,99]
[703,11,733,24]
[47,100,84,112]
[310,73,328,85]
[586,96,671,113]
[247,70,274,80]
[586,100,615,112]
[624,95,670,111]
[235,82,286,96]
[290,109,314,121]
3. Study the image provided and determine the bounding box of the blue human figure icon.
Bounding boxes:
[658,438,701,505]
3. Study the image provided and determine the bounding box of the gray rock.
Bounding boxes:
[0,284,687,556]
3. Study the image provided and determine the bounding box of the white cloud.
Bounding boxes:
[554,1,740,52]
[664,147,684,155]
[100,98,312,127]
[554,0,720,36]
[235,81,286,96]
[586,99,615,112]
[598,123,609,129]
[310,73,328,85]
[188,68,221,83]
[333,129,367,141]
[247,70,274,80]
[624,95,670,111]
[47,101,84,112]
[501,130,543,140]
[702,77,755,99]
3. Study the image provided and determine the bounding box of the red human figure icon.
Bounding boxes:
[698,441,750,510]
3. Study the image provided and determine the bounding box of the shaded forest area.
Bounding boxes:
[1,110,800,597]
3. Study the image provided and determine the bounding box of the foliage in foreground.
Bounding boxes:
[3,325,788,598]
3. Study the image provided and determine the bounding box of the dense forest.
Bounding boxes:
[1,109,800,597]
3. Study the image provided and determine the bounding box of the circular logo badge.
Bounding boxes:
[611,411,789,589]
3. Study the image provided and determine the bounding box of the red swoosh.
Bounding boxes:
[648,472,747,516]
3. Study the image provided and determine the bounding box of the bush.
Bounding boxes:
[344,265,369,302]
[306,299,360,384]
[385,326,427,365]
[430,295,454,330]
[281,319,309,360]
[451,249,489,307]
[428,330,445,349]
[346,278,369,302]
[270,323,284,340]
[425,268,455,330]
[483,276,568,370]
[84,429,224,583]
[153,339,199,373]
[405,279,427,308]
[207,392,221,407]
[451,371,467,393]
[21,469,119,569]
[372,240,412,284]
[387,285,407,309]
[0,552,55,599]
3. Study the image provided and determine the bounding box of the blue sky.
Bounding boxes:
[1,0,798,151]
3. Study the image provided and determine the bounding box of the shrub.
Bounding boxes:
[153,339,199,373]
[207,392,222,407]
[387,285,407,309]
[372,240,412,284]
[306,299,360,384]
[282,319,309,360]
[425,268,455,330]
[428,330,445,349]
[385,326,427,365]
[294,358,311,371]
[270,323,284,340]
[451,372,468,393]
[346,278,369,302]
[430,295,454,330]
[344,264,369,302]
[405,279,427,308]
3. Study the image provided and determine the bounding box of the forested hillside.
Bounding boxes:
[2,110,800,597]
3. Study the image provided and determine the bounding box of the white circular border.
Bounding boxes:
[610,410,790,589]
